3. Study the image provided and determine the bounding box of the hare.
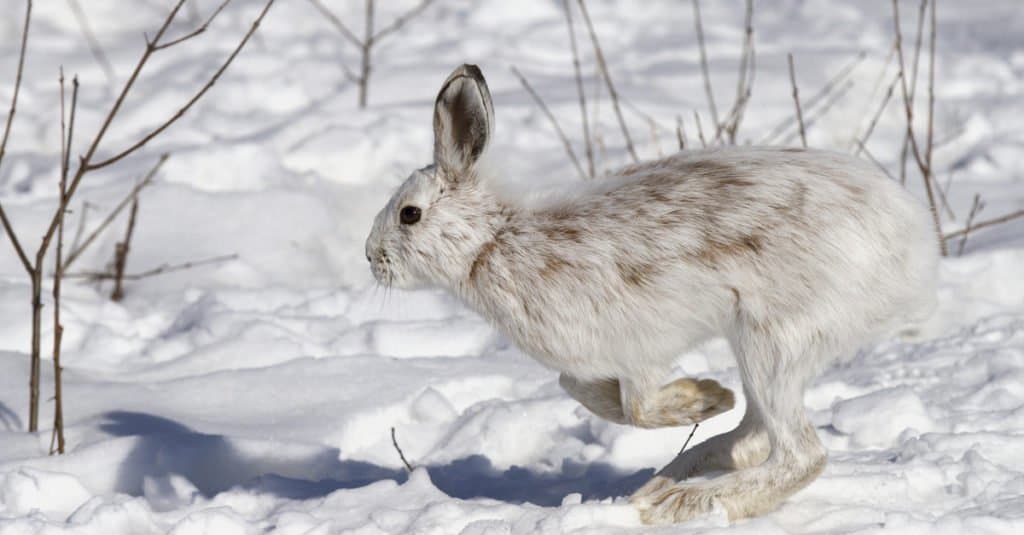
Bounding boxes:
[365,64,939,524]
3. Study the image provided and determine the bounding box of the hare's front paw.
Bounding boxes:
[627,378,735,429]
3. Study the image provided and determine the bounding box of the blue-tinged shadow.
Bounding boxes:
[100,410,651,507]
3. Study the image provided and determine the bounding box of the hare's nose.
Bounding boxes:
[365,253,372,263]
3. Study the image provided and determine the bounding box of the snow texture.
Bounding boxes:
[0,0,1022,533]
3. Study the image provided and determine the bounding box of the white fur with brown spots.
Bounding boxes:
[365,64,939,524]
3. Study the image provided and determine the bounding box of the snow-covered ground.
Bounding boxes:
[1,1,1022,533]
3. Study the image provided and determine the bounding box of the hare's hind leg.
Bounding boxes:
[632,385,770,497]
[632,325,827,524]
[559,374,735,428]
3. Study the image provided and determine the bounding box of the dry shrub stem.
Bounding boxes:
[942,209,1024,242]
[391,427,414,472]
[66,0,115,84]
[762,50,865,145]
[0,0,274,432]
[856,73,900,152]
[719,0,756,144]
[693,110,707,148]
[893,0,946,256]
[576,0,638,162]
[675,115,687,150]
[787,53,808,148]
[561,0,594,178]
[511,67,586,181]
[110,198,139,302]
[63,154,169,272]
[692,0,718,130]
[67,254,239,282]
[956,194,983,256]
[307,0,436,108]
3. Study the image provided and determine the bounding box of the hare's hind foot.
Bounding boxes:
[559,374,734,428]
[630,452,825,524]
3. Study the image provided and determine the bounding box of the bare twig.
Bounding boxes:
[854,139,896,182]
[49,69,74,455]
[153,0,231,51]
[109,198,139,302]
[678,423,699,457]
[373,0,435,41]
[86,1,275,170]
[69,201,91,254]
[65,0,115,83]
[787,53,807,148]
[782,80,855,145]
[855,73,900,152]
[390,427,414,472]
[720,0,756,144]
[577,0,638,162]
[956,194,984,255]
[0,0,34,276]
[899,0,929,185]
[63,154,168,271]
[67,254,239,282]
[562,0,594,178]
[692,0,719,132]
[942,209,1024,242]
[306,0,362,47]
[893,0,945,256]
[308,0,435,108]
[511,67,586,180]
[676,115,687,150]
[693,110,707,148]
[761,50,865,145]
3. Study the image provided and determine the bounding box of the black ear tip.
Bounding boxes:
[453,63,486,84]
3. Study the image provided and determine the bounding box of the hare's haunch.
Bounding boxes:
[365,64,938,523]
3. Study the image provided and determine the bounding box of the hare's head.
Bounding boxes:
[366,64,503,289]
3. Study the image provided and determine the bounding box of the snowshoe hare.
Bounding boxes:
[365,64,938,523]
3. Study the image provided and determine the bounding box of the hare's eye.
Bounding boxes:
[399,205,422,225]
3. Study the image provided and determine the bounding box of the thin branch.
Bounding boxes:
[86,1,276,171]
[576,0,638,162]
[678,423,699,457]
[855,72,900,153]
[65,0,115,83]
[306,0,362,48]
[782,80,854,146]
[511,67,586,181]
[894,0,945,256]
[50,69,71,456]
[676,115,687,150]
[562,0,594,178]
[390,427,414,472]
[110,197,139,301]
[63,154,168,271]
[900,0,928,185]
[67,254,239,282]
[693,110,707,148]
[854,139,896,182]
[0,0,33,275]
[153,0,231,51]
[69,201,92,254]
[956,194,983,255]
[761,50,865,145]
[787,53,807,148]
[372,0,435,41]
[720,0,755,144]
[692,0,719,131]
[941,209,1024,241]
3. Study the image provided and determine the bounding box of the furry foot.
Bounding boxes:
[627,377,735,428]
[631,482,723,525]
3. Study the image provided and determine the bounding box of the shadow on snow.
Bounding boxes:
[100,410,652,507]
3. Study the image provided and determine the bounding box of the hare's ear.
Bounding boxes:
[433,64,494,181]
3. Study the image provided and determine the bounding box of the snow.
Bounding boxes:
[1,0,1022,533]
